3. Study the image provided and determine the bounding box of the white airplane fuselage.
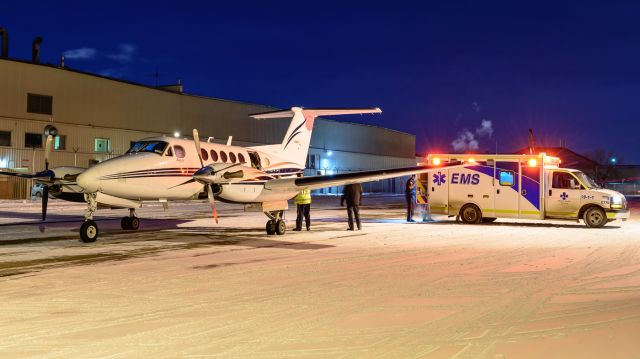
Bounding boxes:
[76,137,302,204]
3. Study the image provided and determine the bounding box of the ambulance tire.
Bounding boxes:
[460,204,482,224]
[583,206,607,228]
[481,217,497,223]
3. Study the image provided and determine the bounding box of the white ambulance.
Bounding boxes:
[420,154,629,228]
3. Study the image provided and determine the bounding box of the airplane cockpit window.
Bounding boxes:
[165,146,173,157]
[174,145,186,159]
[248,151,262,170]
[126,141,168,155]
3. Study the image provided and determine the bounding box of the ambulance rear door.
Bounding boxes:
[428,169,449,215]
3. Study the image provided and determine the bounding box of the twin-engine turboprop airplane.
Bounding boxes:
[1,107,460,242]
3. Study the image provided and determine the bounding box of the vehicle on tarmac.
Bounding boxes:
[419,154,629,228]
[1,107,461,242]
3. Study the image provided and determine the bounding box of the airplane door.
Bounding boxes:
[428,169,449,215]
[494,162,519,218]
[545,171,582,218]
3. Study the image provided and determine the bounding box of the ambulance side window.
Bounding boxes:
[499,170,514,186]
[553,172,580,189]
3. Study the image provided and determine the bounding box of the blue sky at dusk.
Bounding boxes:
[2,1,639,162]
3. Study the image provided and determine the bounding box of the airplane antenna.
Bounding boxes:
[226,136,233,146]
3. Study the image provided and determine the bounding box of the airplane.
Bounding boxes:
[1,107,461,243]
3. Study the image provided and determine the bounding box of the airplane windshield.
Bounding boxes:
[126,141,168,155]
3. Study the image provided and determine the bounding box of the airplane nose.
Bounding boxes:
[76,169,99,192]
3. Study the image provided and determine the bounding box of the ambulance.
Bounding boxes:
[419,153,630,227]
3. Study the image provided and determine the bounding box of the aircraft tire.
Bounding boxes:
[80,220,99,243]
[460,204,482,224]
[130,217,140,230]
[275,220,286,235]
[583,206,606,228]
[121,217,132,230]
[266,220,276,235]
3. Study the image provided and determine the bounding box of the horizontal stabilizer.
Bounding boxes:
[250,107,382,119]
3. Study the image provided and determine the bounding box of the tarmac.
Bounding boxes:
[0,196,639,358]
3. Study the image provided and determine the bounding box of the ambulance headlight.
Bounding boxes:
[610,196,624,209]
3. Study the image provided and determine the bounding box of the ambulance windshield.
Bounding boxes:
[573,171,599,189]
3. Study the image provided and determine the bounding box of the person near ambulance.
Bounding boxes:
[293,175,312,231]
[416,176,432,222]
[405,175,417,222]
[341,183,363,230]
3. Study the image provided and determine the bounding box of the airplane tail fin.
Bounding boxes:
[250,107,381,167]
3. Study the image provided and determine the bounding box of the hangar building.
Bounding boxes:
[0,51,415,199]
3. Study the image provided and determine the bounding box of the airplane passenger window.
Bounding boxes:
[174,145,186,159]
[201,148,209,161]
[238,153,246,163]
[220,151,228,163]
[210,150,219,162]
[229,152,237,163]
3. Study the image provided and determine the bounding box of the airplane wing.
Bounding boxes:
[263,162,463,192]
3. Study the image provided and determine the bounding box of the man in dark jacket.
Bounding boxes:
[341,183,362,230]
[405,175,417,222]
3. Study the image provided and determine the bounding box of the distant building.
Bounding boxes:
[0,56,415,198]
[513,146,599,175]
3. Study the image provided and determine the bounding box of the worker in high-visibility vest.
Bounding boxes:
[416,178,432,222]
[293,178,312,231]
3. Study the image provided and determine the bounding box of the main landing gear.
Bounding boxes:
[121,208,140,230]
[265,211,286,236]
[79,193,141,243]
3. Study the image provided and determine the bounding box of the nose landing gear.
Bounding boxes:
[265,211,286,235]
[80,193,99,243]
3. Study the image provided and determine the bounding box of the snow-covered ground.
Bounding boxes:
[0,196,638,358]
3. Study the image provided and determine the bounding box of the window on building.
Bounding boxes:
[94,138,111,153]
[229,152,236,163]
[27,93,53,115]
[220,151,228,163]
[25,133,43,148]
[309,154,316,169]
[499,170,514,186]
[54,135,66,150]
[238,153,246,164]
[0,131,10,146]
[210,150,219,162]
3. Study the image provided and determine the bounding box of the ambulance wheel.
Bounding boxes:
[121,217,131,229]
[460,204,482,224]
[275,220,286,235]
[583,207,606,228]
[266,220,276,235]
[80,220,99,243]
[482,217,497,223]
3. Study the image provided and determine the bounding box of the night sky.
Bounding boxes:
[2,1,639,163]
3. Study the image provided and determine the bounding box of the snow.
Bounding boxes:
[0,196,638,357]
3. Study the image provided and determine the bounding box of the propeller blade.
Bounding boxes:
[44,135,53,170]
[193,129,204,168]
[42,185,49,221]
[206,184,219,224]
[168,178,196,189]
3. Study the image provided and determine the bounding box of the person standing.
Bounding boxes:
[341,183,362,230]
[293,186,311,231]
[405,175,417,222]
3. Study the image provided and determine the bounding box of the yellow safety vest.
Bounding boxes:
[295,189,311,205]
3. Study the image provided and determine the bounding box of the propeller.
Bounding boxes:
[193,129,219,224]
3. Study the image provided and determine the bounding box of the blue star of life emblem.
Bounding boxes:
[433,171,446,186]
[560,192,568,201]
